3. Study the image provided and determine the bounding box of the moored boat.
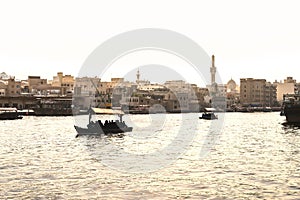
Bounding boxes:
[33,98,75,116]
[0,108,23,120]
[282,94,300,123]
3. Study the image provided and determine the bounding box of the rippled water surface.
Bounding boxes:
[0,113,299,199]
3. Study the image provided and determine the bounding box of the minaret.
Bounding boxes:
[210,55,216,84]
[136,68,140,85]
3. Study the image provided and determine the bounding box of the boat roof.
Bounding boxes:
[204,108,216,112]
[0,107,17,111]
[92,108,125,115]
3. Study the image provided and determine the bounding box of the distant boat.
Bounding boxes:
[74,108,133,137]
[121,104,150,114]
[0,108,23,120]
[33,98,76,116]
[282,94,300,123]
[199,108,218,120]
[263,107,272,112]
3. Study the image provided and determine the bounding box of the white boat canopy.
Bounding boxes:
[204,108,217,112]
[92,108,125,115]
[0,108,17,112]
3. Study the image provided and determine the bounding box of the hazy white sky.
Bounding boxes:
[0,0,299,85]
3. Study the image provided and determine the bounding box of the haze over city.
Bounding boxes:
[1,0,300,84]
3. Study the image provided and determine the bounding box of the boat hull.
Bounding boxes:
[0,108,23,120]
[74,125,133,137]
[199,113,218,120]
[284,104,300,123]
[33,108,74,116]
[0,112,23,120]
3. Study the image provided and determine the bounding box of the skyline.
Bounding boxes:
[1,1,300,84]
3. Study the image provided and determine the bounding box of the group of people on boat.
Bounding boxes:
[87,119,128,129]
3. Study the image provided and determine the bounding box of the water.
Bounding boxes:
[0,113,299,199]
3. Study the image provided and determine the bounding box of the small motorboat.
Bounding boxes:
[199,108,218,120]
[199,112,218,120]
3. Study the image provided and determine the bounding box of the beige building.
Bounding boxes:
[276,82,295,102]
[0,80,7,96]
[240,78,277,107]
[0,73,21,96]
[273,77,297,102]
[52,72,75,94]
[138,83,165,92]
[28,76,48,93]
[284,77,296,83]
[0,78,21,96]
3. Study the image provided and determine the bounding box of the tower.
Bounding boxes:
[210,55,216,84]
[136,68,140,84]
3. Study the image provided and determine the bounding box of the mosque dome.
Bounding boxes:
[227,79,237,91]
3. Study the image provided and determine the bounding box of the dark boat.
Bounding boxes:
[74,120,133,137]
[74,108,133,137]
[0,108,23,120]
[282,94,300,123]
[199,108,218,120]
[33,98,75,116]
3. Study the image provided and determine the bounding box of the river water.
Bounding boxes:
[0,112,299,199]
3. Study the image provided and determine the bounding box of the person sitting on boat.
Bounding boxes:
[87,121,95,129]
[98,120,103,127]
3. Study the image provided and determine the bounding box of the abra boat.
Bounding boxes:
[33,98,75,116]
[199,108,218,120]
[282,94,300,123]
[0,108,23,120]
[74,108,133,137]
[74,120,133,137]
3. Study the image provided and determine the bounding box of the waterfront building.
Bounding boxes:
[275,82,295,102]
[52,72,75,94]
[240,78,277,107]
[138,83,165,92]
[240,78,266,106]
[284,76,296,84]
[0,76,21,97]
[0,73,18,96]
[265,82,278,107]
[27,76,48,94]
[0,80,6,96]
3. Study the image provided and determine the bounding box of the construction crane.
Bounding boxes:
[90,79,112,108]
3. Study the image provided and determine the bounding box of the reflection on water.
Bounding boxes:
[0,113,299,199]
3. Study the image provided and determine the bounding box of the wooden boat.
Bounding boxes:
[0,108,23,120]
[33,98,75,116]
[74,108,133,137]
[282,94,300,123]
[74,121,133,137]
